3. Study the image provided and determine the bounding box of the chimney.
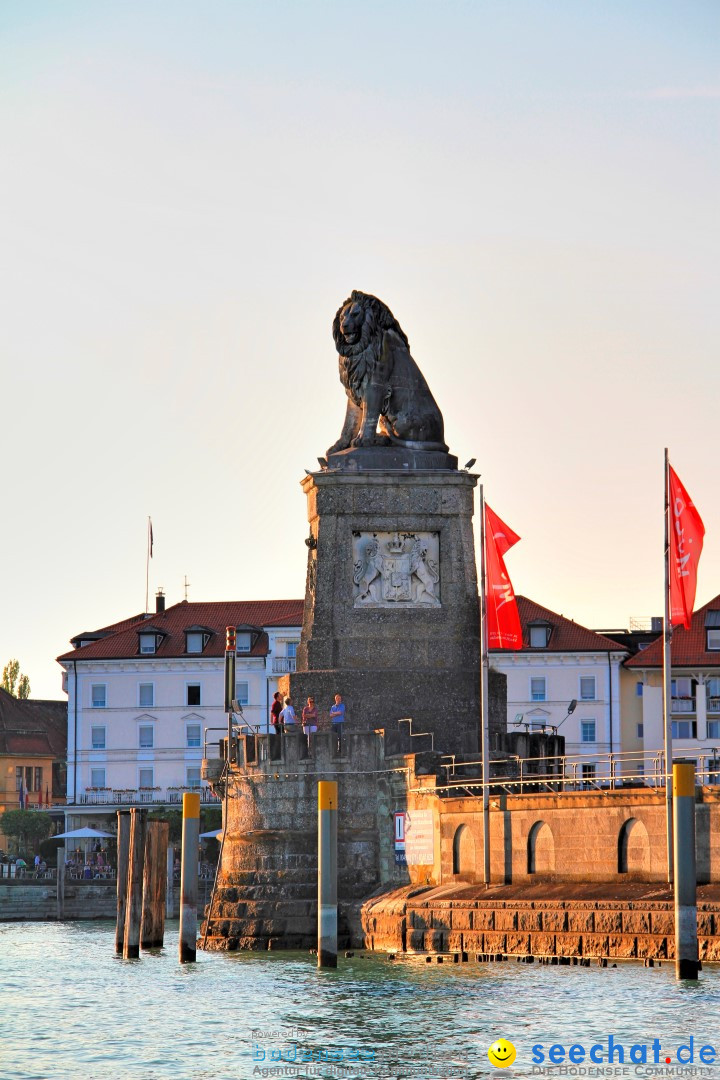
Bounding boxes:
[651,616,662,633]
[156,588,166,614]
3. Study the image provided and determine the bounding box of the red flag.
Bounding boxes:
[669,465,705,629]
[38,787,43,808]
[485,503,522,650]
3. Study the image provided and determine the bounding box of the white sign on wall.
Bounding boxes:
[404,809,434,865]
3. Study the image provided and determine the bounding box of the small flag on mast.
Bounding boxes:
[149,518,154,559]
[485,504,523,650]
[668,466,705,630]
[18,778,24,810]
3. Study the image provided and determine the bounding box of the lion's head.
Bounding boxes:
[332,290,410,404]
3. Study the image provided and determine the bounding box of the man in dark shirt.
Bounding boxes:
[270,691,284,734]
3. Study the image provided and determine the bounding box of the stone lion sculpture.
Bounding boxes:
[327,290,448,455]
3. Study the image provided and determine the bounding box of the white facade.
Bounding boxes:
[491,650,625,778]
[59,623,300,809]
[632,671,720,781]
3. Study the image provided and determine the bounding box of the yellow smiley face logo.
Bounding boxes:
[488,1039,517,1068]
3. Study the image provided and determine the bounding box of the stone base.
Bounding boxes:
[327,446,458,472]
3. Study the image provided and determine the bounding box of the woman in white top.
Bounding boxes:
[279,696,296,728]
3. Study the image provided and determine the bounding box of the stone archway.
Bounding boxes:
[452,824,476,877]
[527,820,555,875]
[618,817,650,874]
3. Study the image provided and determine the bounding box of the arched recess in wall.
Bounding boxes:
[527,820,555,875]
[618,817,651,874]
[452,824,476,876]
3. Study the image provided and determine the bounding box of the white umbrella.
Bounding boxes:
[199,830,223,840]
[53,827,114,840]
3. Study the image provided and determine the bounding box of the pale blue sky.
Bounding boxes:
[1,1,718,697]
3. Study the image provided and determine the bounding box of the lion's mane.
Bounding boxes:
[332,290,410,405]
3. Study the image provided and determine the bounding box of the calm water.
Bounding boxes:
[1,921,718,1080]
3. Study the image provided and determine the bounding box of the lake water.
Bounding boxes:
[1,921,718,1080]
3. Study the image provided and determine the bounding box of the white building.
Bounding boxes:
[490,596,627,781]
[626,593,720,781]
[57,594,302,818]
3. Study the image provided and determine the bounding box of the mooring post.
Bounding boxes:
[166,843,175,919]
[123,808,146,960]
[141,820,169,949]
[318,780,338,969]
[673,759,700,980]
[179,792,200,963]
[115,810,131,954]
[56,845,65,921]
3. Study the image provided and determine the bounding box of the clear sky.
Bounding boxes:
[1,1,718,699]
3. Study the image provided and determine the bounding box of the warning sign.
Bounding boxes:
[404,809,434,865]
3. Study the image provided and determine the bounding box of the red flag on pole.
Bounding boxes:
[38,787,43,808]
[485,504,522,649]
[668,465,705,629]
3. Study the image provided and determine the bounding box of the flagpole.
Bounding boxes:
[663,447,674,884]
[479,482,490,886]
[145,517,151,614]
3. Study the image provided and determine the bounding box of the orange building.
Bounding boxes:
[0,688,66,849]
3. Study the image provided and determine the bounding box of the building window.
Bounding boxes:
[581,720,596,743]
[186,632,208,654]
[580,676,596,701]
[671,677,695,713]
[139,633,157,654]
[186,724,202,748]
[286,642,298,659]
[707,678,720,714]
[139,725,154,749]
[707,630,720,650]
[138,767,154,788]
[236,632,252,654]
[672,720,697,739]
[637,723,644,738]
[530,677,546,702]
[636,682,644,697]
[186,684,201,707]
[91,684,106,708]
[91,726,106,750]
[186,766,202,788]
[705,611,720,649]
[90,768,106,788]
[707,721,720,739]
[34,767,42,791]
[235,681,249,706]
[139,683,154,708]
[529,625,550,648]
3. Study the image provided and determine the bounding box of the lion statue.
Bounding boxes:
[327,290,448,455]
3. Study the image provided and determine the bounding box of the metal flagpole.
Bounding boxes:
[145,517,151,614]
[479,483,490,885]
[663,447,674,883]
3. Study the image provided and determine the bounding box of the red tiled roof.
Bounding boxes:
[57,599,304,663]
[0,689,67,757]
[490,596,628,654]
[626,594,720,669]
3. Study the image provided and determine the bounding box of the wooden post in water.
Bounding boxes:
[673,759,700,980]
[123,808,146,960]
[141,820,169,949]
[179,792,200,963]
[56,846,65,921]
[317,781,338,969]
[166,843,175,919]
[115,811,131,954]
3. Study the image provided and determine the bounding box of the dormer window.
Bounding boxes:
[528,622,552,648]
[236,632,252,654]
[185,627,212,654]
[139,634,158,654]
[706,611,720,651]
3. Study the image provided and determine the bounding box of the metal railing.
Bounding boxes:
[272,658,296,674]
[72,787,220,807]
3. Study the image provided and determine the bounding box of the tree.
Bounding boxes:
[2,659,31,699]
[0,809,52,853]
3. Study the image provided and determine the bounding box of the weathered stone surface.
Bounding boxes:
[567,910,595,932]
[517,909,542,931]
[506,933,531,955]
[582,934,609,957]
[555,934,583,957]
[451,908,474,930]
[608,934,637,958]
[494,909,518,931]
[594,910,623,933]
[483,932,507,953]
[541,909,567,932]
[650,910,674,935]
[529,933,556,956]
[622,911,650,934]
[636,935,668,959]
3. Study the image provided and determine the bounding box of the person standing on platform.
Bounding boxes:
[270,691,284,734]
[280,696,296,730]
[302,696,318,749]
[329,694,345,753]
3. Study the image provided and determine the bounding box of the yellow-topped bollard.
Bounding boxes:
[179,792,200,963]
[673,759,699,980]
[318,781,338,968]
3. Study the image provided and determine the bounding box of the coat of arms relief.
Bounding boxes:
[352,532,441,607]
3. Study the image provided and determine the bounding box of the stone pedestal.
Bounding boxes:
[285,466,485,755]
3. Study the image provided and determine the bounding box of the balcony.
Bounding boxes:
[74,787,220,807]
[272,657,296,674]
[671,697,695,714]
[708,697,720,714]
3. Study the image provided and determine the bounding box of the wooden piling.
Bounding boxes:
[166,843,175,919]
[123,808,146,960]
[141,820,169,949]
[115,811,131,954]
[56,846,65,921]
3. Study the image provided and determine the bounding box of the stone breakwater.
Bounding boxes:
[357,883,720,963]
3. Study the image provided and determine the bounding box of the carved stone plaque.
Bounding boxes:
[352,532,440,608]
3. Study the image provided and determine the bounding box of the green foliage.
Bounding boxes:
[0,809,53,852]
[2,659,31,698]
